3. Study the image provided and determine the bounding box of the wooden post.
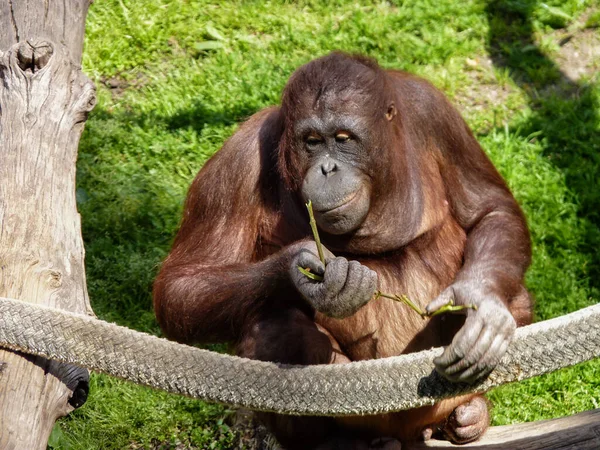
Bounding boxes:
[0,1,95,448]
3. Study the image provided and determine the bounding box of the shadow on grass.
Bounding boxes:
[486,0,600,287]
[165,99,259,133]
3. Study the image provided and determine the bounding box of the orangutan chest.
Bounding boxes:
[316,269,443,361]
[317,218,466,361]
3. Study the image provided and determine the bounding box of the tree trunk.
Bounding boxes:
[0,1,95,448]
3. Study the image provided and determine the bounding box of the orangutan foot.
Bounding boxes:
[421,426,434,441]
[443,396,490,444]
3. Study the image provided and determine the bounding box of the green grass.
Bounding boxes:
[49,0,600,448]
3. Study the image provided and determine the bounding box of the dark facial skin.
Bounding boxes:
[153,52,533,449]
[296,114,372,235]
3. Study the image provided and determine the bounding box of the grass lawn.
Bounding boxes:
[49,0,600,448]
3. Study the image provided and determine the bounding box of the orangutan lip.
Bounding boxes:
[316,189,361,215]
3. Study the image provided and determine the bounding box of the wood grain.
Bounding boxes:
[407,409,600,450]
[0,1,94,448]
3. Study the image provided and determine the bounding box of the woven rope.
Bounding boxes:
[0,296,599,415]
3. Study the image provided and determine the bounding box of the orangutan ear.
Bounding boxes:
[385,103,397,121]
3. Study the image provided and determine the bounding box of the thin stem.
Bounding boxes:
[306,200,326,265]
[373,292,477,318]
[298,266,324,281]
[374,290,426,318]
[428,300,478,317]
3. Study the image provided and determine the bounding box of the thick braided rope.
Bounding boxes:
[0,296,599,415]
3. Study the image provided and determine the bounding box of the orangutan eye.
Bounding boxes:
[335,131,351,142]
[306,133,323,146]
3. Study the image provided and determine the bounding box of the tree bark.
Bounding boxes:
[0,1,95,448]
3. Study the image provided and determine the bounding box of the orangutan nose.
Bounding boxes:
[320,159,338,176]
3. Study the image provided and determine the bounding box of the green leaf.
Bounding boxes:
[540,4,572,22]
[206,24,225,41]
[194,41,224,51]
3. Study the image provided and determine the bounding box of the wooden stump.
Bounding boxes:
[0,1,95,448]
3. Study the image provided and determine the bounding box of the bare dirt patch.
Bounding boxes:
[455,8,599,120]
[454,55,514,116]
[101,70,149,98]
[555,28,600,82]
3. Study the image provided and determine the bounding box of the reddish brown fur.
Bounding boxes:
[154,53,532,448]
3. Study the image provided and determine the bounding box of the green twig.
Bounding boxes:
[297,199,477,319]
[306,200,326,265]
[297,201,327,281]
[298,266,324,281]
[373,291,426,318]
[427,299,478,317]
[373,293,476,318]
